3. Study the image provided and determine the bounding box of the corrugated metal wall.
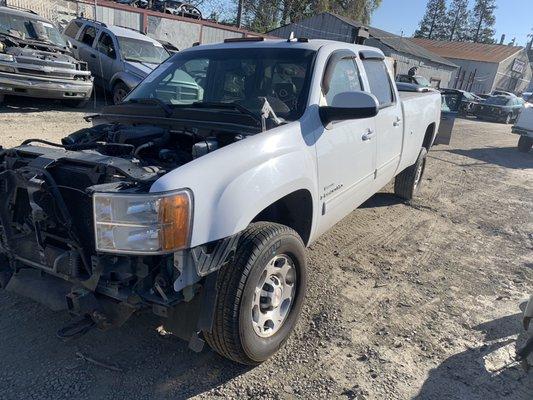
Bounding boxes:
[96,6,142,30]
[5,0,247,48]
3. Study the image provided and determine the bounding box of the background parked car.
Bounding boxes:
[520,92,532,108]
[397,74,431,87]
[0,6,93,106]
[474,95,524,124]
[152,1,203,19]
[63,19,170,104]
[440,88,482,117]
[115,0,149,8]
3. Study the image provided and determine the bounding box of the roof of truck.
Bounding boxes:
[0,6,51,23]
[183,38,384,54]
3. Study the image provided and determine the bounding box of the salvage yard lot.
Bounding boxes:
[0,99,532,400]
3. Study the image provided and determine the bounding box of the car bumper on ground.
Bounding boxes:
[0,72,93,101]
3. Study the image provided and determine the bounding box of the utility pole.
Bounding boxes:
[236,0,243,28]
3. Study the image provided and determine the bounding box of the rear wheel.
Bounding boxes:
[112,82,130,105]
[394,148,428,200]
[204,222,307,365]
[518,136,532,153]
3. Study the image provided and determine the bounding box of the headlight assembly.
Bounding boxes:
[0,53,14,62]
[93,190,192,254]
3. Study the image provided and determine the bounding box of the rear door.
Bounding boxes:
[435,91,460,145]
[361,55,403,181]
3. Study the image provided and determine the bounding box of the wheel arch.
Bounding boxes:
[422,122,436,150]
[251,189,314,246]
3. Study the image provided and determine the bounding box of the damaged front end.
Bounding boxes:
[0,136,235,349]
[0,34,93,102]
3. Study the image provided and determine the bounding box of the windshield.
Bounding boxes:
[0,12,66,47]
[415,76,431,87]
[126,48,316,121]
[484,97,510,106]
[117,36,169,64]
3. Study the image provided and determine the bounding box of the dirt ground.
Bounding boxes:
[0,97,531,400]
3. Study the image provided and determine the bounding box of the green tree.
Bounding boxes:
[414,0,449,40]
[447,0,470,41]
[469,0,496,43]
[238,0,382,33]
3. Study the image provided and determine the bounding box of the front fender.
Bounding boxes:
[110,71,143,91]
[150,122,319,247]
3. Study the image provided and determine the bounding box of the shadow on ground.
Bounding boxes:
[449,146,533,170]
[413,310,533,400]
[361,192,405,209]
[0,292,250,399]
[0,90,110,114]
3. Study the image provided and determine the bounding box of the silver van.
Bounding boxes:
[63,18,170,104]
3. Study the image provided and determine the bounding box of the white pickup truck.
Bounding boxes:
[0,38,447,365]
[512,106,533,152]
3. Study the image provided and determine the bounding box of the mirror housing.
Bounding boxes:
[319,91,379,126]
[66,40,74,49]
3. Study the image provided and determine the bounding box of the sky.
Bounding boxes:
[204,0,533,46]
[371,0,533,46]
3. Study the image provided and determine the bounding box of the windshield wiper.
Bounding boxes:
[123,98,173,117]
[189,101,283,131]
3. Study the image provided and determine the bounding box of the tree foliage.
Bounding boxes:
[237,0,382,33]
[414,0,449,40]
[447,0,469,41]
[469,0,497,43]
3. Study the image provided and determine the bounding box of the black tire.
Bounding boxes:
[394,147,428,200]
[517,136,532,153]
[204,222,307,365]
[112,82,130,105]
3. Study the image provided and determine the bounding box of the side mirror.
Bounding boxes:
[319,91,379,126]
[66,40,73,49]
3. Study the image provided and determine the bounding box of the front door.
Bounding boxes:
[94,31,118,89]
[315,53,377,234]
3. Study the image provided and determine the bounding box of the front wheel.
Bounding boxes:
[394,147,428,200]
[204,222,307,365]
[112,82,130,105]
[518,136,532,153]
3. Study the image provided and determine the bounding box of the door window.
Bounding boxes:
[324,58,362,105]
[363,59,395,106]
[64,20,83,39]
[80,25,97,46]
[96,32,116,58]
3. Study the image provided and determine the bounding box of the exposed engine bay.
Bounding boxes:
[0,120,247,338]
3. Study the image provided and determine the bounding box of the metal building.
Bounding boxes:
[268,12,458,88]
[411,38,533,95]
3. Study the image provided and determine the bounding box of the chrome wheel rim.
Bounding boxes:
[251,254,297,338]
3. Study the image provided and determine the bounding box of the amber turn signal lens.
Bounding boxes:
[159,192,192,251]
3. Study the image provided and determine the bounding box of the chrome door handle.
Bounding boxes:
[393,117,402,127]
[362,129,375,141]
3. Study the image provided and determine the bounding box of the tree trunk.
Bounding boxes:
[236,0,244,28]
[474,13,483,42]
